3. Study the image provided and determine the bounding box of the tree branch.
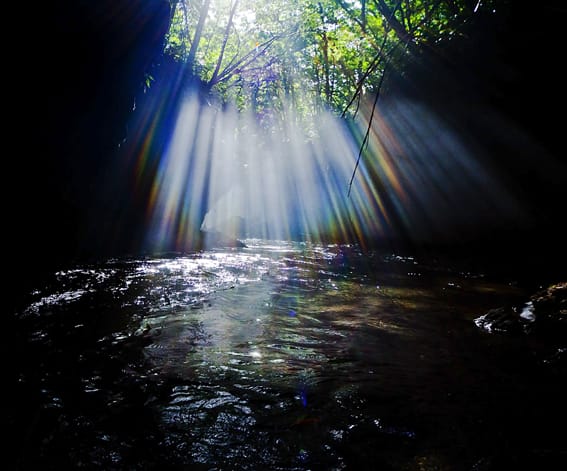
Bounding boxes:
[211,33,285,86]
[340,0,403,118]
[347,67,386,197]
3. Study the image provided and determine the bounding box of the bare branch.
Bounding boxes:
[347,67,386,198]
[211,34,282,85]
[341,0,403,118]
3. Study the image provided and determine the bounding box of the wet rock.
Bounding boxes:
[474,306,526,334]
[475,281,566,336]
[475,281,567,371]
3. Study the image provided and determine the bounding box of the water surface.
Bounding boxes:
[8,240,565,469]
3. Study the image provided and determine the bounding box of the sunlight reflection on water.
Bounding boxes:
[14,239,555,470]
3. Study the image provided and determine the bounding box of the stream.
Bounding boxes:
[7,240,565,470]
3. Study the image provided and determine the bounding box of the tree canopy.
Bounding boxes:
[164,0,498,119]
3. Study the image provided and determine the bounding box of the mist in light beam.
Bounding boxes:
[143,93,380,250]
[141,90,525,252]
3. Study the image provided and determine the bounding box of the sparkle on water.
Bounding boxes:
[12,240,564,469]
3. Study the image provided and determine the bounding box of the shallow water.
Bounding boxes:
[7,240,565,469]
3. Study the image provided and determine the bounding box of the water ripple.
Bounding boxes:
[12,239,549,470]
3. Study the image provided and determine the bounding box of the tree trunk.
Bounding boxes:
[210,0,240,85]
[187,0,211,72]
[322,31,332,104]
[373,0,414,45]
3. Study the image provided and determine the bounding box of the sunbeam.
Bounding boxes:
[119,0,546,256]
[139,87,524,253]
[143,90,388,250]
